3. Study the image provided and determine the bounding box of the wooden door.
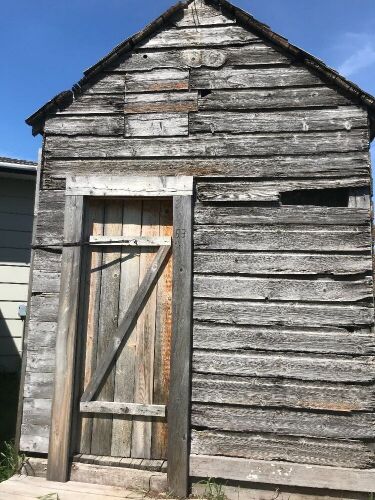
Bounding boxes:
[75,198,173,460]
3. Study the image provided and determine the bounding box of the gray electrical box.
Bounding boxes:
[18,304,27,319]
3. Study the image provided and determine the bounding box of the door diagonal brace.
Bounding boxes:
[80,244,171,403]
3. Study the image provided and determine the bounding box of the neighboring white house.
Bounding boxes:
[0,157,37,372]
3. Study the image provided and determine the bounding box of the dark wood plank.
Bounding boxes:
[125,69,189,93]
[125,92,198,114]
[45,116,124,136]
[168,196,193,498]
[47,195,84,482]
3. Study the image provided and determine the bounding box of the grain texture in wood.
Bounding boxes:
[125,69,189,93]
[125,113,188,137]
[45,116,124,136]
[191,430,375,468]
[125,92,198,114]
[192,373,375,411]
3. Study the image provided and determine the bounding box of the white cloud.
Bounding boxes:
[337,32,375,78]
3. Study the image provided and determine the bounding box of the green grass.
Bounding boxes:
[0,441,24,482]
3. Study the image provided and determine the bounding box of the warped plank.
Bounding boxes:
[193,350,375,383]
[191,108,367,134]
[197,178,369,202]
[125,113,188,137]
[189,455,375,492]
[45,129,368,158]
[139,25,259,49]
[125,92,198,114]
[32,270,61,294]
[194,226,372,252]
[125,69,189,93]
[80,402,166,417]
[44,116,124,136]
[33,249,62,273]
[194,251,372,276]
[194,275,373,302]
[191,66,322,89]
[193,300,374,326]
[191,404,375,439]
[192,373,375,411]
[43,152,370,189]
[194,205,371,226]
[84,73,125,94]
[191,430,375,469]
[193,323,375,356]
[198,87,351,110]
[117,45,288,72]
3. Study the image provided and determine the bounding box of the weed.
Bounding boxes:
[0,441,24,482]
[199,478,227,500]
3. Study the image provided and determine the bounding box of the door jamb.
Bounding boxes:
[47,176,193,498]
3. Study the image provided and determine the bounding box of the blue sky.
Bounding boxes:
[1,0,374,162]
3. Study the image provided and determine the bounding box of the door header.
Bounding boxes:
[66,175,194,197]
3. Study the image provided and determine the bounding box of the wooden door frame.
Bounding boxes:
[47,176,194,497]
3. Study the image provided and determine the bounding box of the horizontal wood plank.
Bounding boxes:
[80,402,166,417]
[192,373,375,411]
[194,226,372,252]
[191,66,322,89]
[56,95,124,115]
[194,275,373,302]
[194,205,371,226]
[45,116,124,136]
[193,350,375,383]
[197,178,369,202]
[139,26,259,49]
[189,455,375,492]
[191,108,367,134]
[42,152,370,189]
[125,69,189,93]
[198,87,352,110]
[117,45,288,72]
[191,404,375,439]
[125,113,188,137]
[44,130,368,158]
[191,430,375,469]
[193,299,374,326]
[174,5,236,26]
[125,92,198,114]
[89,235,172,246]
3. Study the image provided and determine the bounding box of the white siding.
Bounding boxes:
[0,177,35,372]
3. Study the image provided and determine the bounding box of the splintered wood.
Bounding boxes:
[77,199,173,460]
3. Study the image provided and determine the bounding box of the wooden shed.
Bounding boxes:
[19,0,375,497]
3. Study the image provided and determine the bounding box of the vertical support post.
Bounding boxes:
[47,195,85,482]
[168,195,193,497]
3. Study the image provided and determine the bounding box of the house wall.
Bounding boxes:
[0,177,34,373]
[20,0,374,490]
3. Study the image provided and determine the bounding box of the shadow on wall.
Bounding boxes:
[0,309,22,373]
[0,309,22,444]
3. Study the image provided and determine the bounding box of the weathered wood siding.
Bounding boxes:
[20,0,374,479]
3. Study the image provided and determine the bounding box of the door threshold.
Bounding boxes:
[73,454,167,473]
